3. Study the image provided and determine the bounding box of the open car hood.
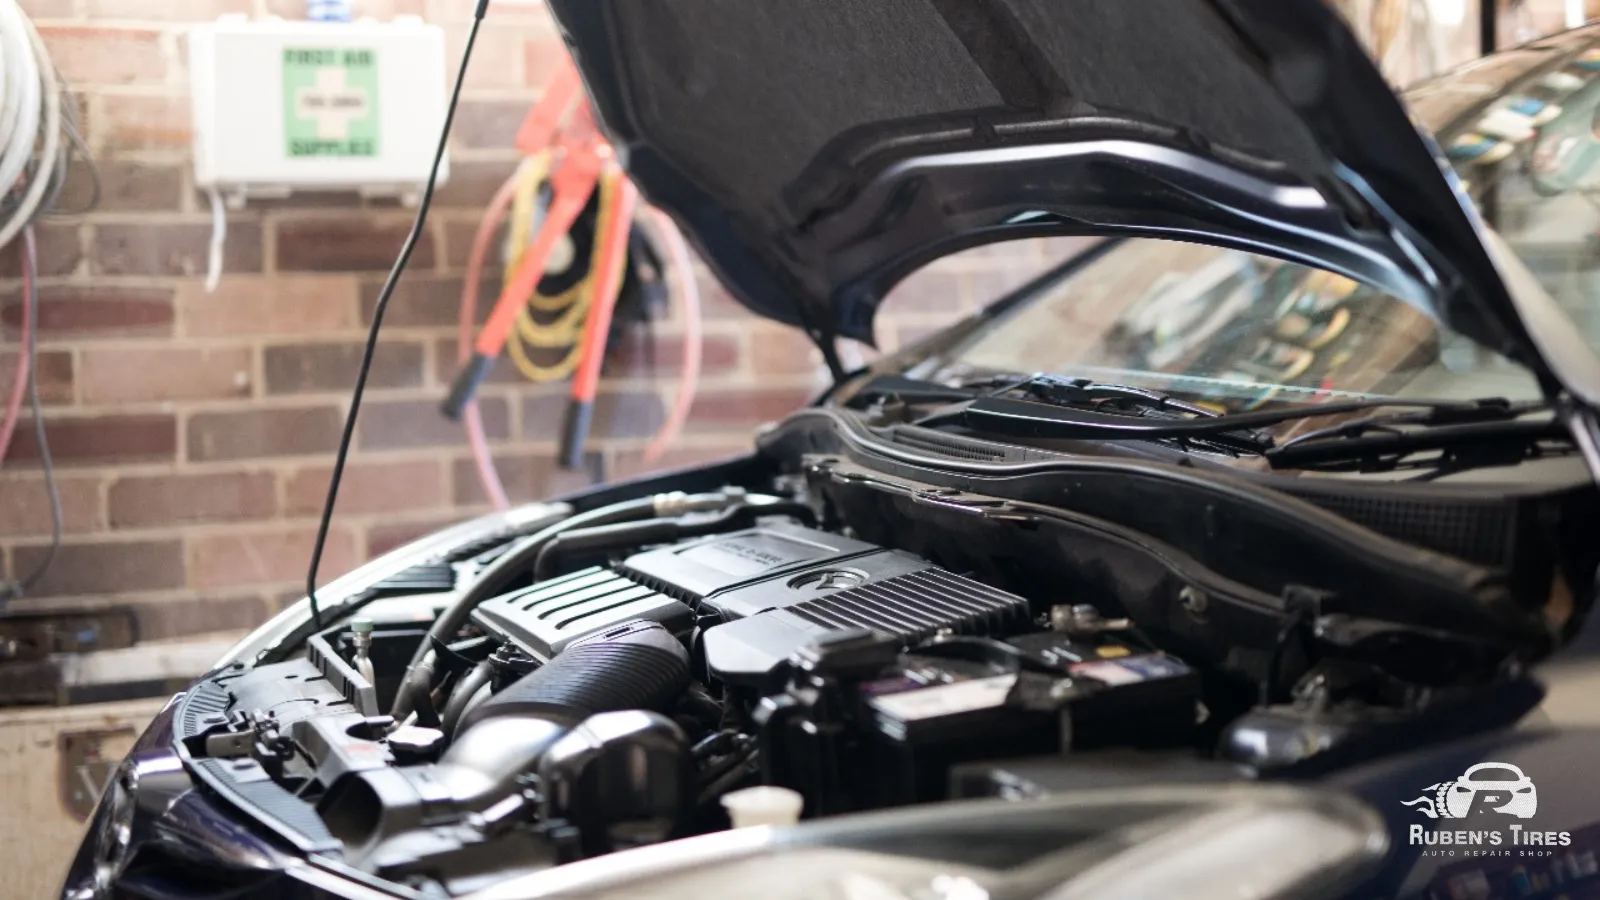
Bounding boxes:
[545,0,1576,392]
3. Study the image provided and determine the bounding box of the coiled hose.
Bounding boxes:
[0,1,59,250]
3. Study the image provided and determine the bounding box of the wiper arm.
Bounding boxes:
[1265,412,1570,473]
[919,395,1276,454]
[847,373,1549,460]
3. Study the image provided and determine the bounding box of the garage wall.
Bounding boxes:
[0,0,1592,635]
[0,0,1062,637]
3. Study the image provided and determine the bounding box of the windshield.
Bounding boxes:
[912,239,1541,413]
[907,43,1600,415]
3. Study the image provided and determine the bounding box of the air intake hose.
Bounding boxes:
[455,620,689,736]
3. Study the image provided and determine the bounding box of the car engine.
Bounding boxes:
[167,460,1547,896]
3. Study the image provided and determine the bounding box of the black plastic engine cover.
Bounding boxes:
[704,565,1033,688]
[618,522,880,605]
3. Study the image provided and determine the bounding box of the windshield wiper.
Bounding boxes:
[927,374,1276,454]
[1264,412,1571,473]
[846,373,1549,459]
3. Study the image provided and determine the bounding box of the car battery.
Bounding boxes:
[853,634,1199,806]
[1006,631,1200,750]
[856,649,1057,806]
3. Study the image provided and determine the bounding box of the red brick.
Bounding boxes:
[451,99,528,150]
[893,322,945,352]
[38,27,168,87]
[685,387,813,428]
[432,337,524,387]
[97,93,192,150]
[1039,237,1099,266]
[0,349,74,405]
[951,241,1041,268]
[692,269,752,320]
[522,389,664,441]
[58,158,183,213]
[189,525,360,591]
[965,268,1048,310]
[85,0,250,17]
[441,217,511,269]
[17,0,76,17]
[5,413,176,466]
[605,331,742,378]
[0,473,102,536]
[276,217,435,273]
[108,472,276,529]
[357,396,509,450]
[263,0,426,15]
[285,459,446,515]
[882,265,966,313]
[440,218,479,269]
[433,160,519,209]
[179,275,360,337]
[80,345,252,404]
[3,285,174,338]
[0,222,81,278]
[247,191,371,213]
[367,514,459,557]
[13,539,185,597]
[363,275,492,328]
[187,406,342,462]
[523,35,568,88]
[427,0,551,23]
[610,442,751,481]
[448,25,525,90]
[129,594,273,642]
[263,341,424,394]
[93,221,264,277]
[750,328,820,376]
[451,452,599,506]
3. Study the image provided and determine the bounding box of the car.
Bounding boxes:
[1446,763,1539,819]
[62,3,1600,899]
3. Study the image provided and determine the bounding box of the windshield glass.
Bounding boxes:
[916,240,1541,412]
[909,42,1600,414]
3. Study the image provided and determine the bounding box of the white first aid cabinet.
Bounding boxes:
[188,15,450,198]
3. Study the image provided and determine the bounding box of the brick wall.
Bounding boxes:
[0,0,1060,639]
[2,0,1589,640]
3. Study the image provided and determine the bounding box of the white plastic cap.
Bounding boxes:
[720,786,804,829]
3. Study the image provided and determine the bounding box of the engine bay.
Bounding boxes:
[165,435,1592,896]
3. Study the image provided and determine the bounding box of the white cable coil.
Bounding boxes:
[0,0,63,251]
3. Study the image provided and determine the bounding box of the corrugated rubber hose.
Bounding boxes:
[454,620,689,736]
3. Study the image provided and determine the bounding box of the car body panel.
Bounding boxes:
[541,0,1600,398]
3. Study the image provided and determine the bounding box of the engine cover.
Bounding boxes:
[621,521,1032,687]
[477,522,1033,688]
[702,565,1033,687]
[472,567,694,661]
[617,522,882,605]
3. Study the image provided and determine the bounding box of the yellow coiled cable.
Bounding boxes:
[503,152,621,383]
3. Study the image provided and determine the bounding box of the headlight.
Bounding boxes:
[89,761,140,896]
[465,785,1388,900]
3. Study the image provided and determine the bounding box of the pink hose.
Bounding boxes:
[641,209,702,466]
[458,169,523,510]
[0,233,35,469]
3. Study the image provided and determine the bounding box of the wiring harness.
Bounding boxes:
[0,1,98,603]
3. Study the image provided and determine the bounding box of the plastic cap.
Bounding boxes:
[350,617,374,633]
[720,786,804,829]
